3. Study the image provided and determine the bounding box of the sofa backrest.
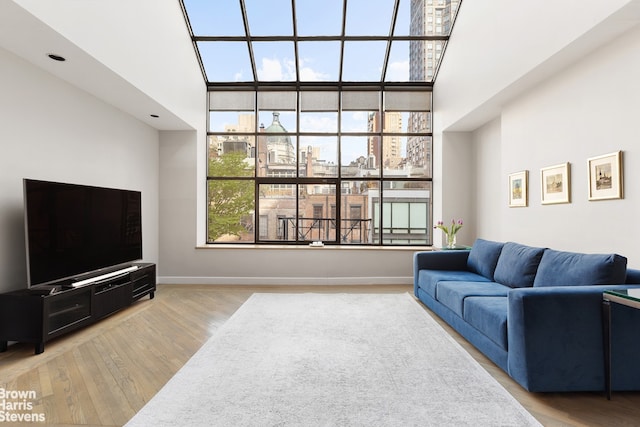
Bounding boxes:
[493,242,546,288]
[466,238,504,280]
[533,249,627,287]
[464,239,630,288]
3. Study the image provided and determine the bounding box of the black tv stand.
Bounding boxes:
[0,263,155,354]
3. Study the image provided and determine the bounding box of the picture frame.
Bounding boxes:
[588,151,623,201]
[541,162,570,205]
[508,170,528,207]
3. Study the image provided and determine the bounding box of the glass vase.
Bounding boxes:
[446,233,457,249]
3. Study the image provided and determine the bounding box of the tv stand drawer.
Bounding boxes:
[93,280,132,320]
[47,287,92,334]
[131,263,156,300]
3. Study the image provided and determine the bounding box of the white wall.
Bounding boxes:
[435,130,475,246]
[502,24,638,263]
[471,118,502,239]
[0,47,160,293]
[452,23,640,267]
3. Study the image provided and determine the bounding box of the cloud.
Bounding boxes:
[299,66,329,81]
[257,56,330,81]
[258,57,284,80]
[342,112,370,132]
[386,60,409,81]
[298,57,330,81]
[300,115,338,132]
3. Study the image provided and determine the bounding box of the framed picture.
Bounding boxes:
[588,151,623,201]
[541,162,570,205]
[508,170,528,207]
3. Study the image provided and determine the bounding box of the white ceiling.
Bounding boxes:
[434,0,640,132]
[0,0,205,131]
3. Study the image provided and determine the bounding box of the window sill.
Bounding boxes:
[195,244,433,251]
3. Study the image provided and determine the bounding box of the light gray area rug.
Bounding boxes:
[126,293,541,426]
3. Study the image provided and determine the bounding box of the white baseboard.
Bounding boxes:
[158,276,413,286]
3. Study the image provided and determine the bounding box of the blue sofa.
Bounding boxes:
[413,239,640,392]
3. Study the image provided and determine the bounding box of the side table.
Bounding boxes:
[602,289,640,399]
[434,244,471,251]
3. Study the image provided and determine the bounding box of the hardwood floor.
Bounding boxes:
[1,284,639,426]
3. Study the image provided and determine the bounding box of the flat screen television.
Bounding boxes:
[23,179,143,287]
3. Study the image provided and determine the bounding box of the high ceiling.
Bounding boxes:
[180,0,461,88]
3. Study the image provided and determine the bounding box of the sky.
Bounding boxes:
[184,0,413,83]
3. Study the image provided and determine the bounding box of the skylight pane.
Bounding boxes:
[296,0,343,36]
[392,0,411,36]
[253,41,296,81]
[183,0,244,36]
[345,0,395,36]
[197,41,253,82]
[385,41,410,82]
[298,41,340,82]
[430,40,447,82]
[245,0,293,36]
[342,41,387,81]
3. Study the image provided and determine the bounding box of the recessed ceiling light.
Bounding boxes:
[150,114,159,118]
[48,54,66,62]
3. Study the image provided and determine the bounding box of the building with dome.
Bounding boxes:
[261,112,295,166]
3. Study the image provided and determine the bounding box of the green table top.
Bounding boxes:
[435,244,471,251]
[603,289,640,309]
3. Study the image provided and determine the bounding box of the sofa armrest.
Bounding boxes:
[413,250,472,297]
[626,268,640,283]
[507,284,640,392]
[413,250,470,272]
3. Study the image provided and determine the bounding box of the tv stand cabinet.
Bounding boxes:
[0,263,155,355]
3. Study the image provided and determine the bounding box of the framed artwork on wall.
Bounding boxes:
[541,162,570,205]
[588,151,623,201]
[508,170,528,207]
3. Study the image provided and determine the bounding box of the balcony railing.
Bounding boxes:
[277,217,371,243]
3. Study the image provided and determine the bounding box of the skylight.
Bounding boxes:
[180,0,461,86]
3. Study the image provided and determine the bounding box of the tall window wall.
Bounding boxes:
[207,88,432,245]
[181,0,462,245]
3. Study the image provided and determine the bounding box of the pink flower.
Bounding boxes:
[434,219,463,236]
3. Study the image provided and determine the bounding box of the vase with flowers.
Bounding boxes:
[434,219,463,248]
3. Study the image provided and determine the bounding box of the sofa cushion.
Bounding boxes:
[436,281,509,317]
[416,270,490,299]
[467,239,504,280]
[533,249,627,287]
[493,242,545,288]
[463,296,508,350]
